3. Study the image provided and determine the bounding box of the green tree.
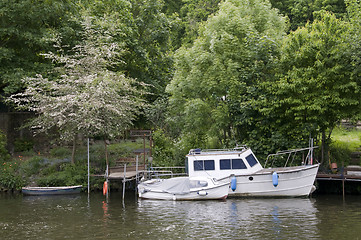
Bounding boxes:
[127,0,175,100]
[8,16,146,164]
[167,0,286,151]
[269,11,360,163]
[180,0,222,46]
[346,0,361,92]
[270,0,347,31]
[0,0,80,95]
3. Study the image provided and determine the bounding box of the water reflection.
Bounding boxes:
[2,193,361,240]
[136,198,319,239]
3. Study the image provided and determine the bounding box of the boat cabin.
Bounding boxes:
[186,147,263,179]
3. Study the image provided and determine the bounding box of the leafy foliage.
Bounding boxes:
[0,130,10,161]
[1,0,361,171]
[0,159,26,190]
[0,0,80,95]
[36,163,88,187]
[270,0,347,31]
[8,16,146,142]
[167,0,287,152]
[270,11,359,138]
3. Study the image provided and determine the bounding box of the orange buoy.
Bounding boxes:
[103,181,108,195]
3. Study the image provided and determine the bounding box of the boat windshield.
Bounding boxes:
[245,154,258,167]
[189,180,208,188]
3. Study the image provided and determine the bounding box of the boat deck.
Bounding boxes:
[255,164,318,175]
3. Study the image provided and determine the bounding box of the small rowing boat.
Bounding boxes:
[22,185,82,196]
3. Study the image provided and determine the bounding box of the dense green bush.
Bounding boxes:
[13,138,34,152]
[18,156,44,177]
[0,130,10,161]
[0,161,25,190]
[36,163,88,187]
[49,147,72,159]
[152,129,186,166]
[328,142,353,167]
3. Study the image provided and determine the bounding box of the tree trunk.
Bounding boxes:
[71,135,76,164]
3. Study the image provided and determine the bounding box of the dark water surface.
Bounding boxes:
[1,192,361,239]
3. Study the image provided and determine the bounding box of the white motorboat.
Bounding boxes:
[186,146,319,197]
[137,176,229,200]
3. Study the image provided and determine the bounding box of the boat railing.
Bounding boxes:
[188,145,248,155]
[147,166,187,179]
[264,146,319,168]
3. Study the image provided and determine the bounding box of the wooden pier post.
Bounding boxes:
[122,164,127,203]
[87,138,90,196]
[342,162,345,200]
[135,156,139,197]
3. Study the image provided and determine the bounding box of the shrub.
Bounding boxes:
[0,161,25,190]
[14,137,34,152]
[0,130,10,161]
[18,156,44,177]
[36,163,88,187]
[50,147,72,158]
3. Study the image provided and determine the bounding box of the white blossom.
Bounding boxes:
[8,16,147,142]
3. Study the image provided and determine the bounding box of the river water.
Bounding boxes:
[1,192,361,239]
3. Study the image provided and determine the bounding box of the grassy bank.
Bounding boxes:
[0,139,148,192]
[329,126,361,167]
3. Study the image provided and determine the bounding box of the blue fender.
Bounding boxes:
[231,176,237,191]
[272,172,278,187]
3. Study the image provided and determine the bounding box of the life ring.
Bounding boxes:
[103,181,108,195]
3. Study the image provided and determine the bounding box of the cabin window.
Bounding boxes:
[220,159,231,169]
[232,159,247,169]
[220,159,247,170]
[246,154,258,167]
[194,160,203,171]
[193,160,215,171]
[204,160,215,170]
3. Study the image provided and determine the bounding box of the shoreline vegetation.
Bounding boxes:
[0,138,149,193]
[1,125,361,194]
[1,0,361,195]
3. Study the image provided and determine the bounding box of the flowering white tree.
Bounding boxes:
[8,17,146,163]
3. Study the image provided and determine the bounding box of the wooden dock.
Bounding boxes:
[316,166,361,182]
[316,166,361,196]
[108,157,145,181]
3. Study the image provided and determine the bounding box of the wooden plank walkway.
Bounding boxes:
[108,170,144,180]
[316,166,361,182]
[317,173,361,182]
[108,165,145,180]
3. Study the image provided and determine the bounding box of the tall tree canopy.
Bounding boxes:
[166,0,286,150]
[270,0,347,31]
[0,0,80,96]
[268,11,360,162]
[8,16,146,163]
[346,0,361,89]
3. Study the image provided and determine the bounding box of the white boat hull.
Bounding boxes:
[138,177,229,200]
[227,164,319,197]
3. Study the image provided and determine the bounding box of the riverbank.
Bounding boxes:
[0,139,148,193]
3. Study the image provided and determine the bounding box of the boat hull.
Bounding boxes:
[22,185,83,196]
[227,164,319,197]
[138,177,229,201]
